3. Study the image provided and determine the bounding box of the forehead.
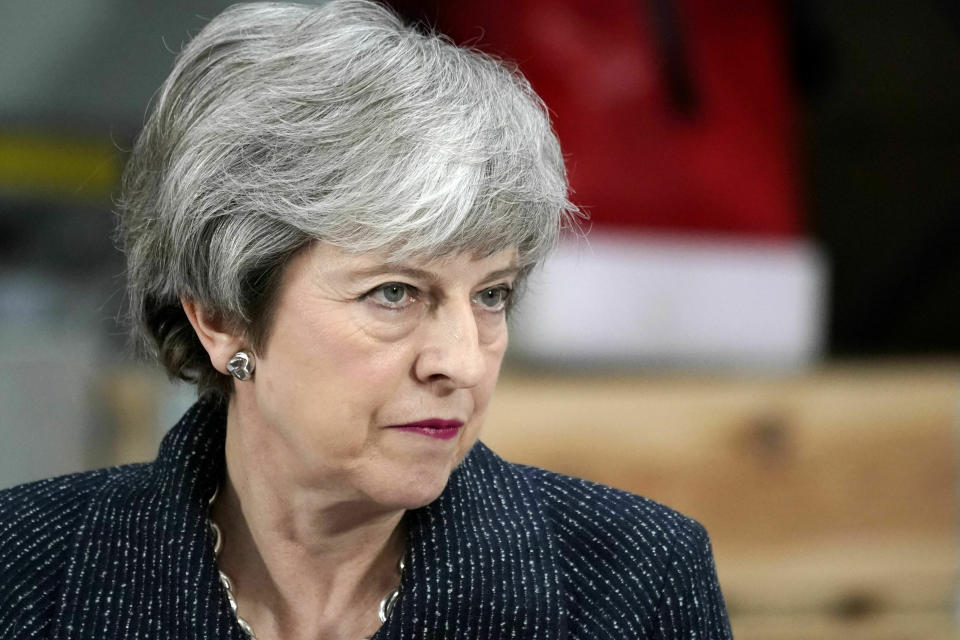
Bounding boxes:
[307,242,519,283]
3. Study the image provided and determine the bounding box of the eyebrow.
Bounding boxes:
[345,263,520,284]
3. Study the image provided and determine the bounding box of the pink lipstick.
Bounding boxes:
[389,419,464,440]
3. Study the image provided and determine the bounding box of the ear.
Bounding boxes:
[181,298,245,375]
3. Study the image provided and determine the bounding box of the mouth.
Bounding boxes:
[387,419,464,440]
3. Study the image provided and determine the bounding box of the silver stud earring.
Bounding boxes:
[226,351,255,381]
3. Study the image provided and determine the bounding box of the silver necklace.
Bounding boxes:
[208,487,404,639]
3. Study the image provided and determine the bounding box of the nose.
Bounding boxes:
[414,300,486,391]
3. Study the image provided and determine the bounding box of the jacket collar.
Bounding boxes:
[56,397,565,638]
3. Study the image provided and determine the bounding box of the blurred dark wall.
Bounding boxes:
[800,0,960,355]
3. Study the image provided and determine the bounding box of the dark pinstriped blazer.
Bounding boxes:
[0,396,731,639]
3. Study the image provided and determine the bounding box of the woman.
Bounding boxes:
[0,1,731,638]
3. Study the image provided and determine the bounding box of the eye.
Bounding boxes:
[365,283,418,310]
[473,285,512,312]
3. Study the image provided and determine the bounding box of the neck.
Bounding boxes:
[213,398,406,639]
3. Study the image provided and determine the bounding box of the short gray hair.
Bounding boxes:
[118,0,580,396]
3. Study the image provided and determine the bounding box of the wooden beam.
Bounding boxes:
[483,362,960,616]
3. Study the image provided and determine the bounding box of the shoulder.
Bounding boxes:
[466,445,710,562]
[516,464,732,638]
[0,464,148,529]
[0,465,148,631]
[518,463,710,558]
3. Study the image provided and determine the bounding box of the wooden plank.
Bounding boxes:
[730,611,958,640]
[482,363,960,613]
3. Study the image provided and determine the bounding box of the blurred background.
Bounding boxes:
[1,1,958,638]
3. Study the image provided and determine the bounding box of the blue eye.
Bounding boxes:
[367,283,417,309]
[474,286,512,311]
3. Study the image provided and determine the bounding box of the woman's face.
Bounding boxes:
[232,242,518,510]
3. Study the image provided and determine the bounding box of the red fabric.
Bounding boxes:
[391,0,802,237]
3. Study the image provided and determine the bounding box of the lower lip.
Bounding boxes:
[391,426,461,440]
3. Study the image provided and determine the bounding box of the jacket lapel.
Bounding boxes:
[383,443,566,639]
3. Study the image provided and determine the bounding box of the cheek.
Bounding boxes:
[351,305,423,343]
[332,315,413,382]
[289,319,414,429]
[471,337,509,415]
[455,349,504,462]
[476,312,507,346]
[260,311,374,412]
